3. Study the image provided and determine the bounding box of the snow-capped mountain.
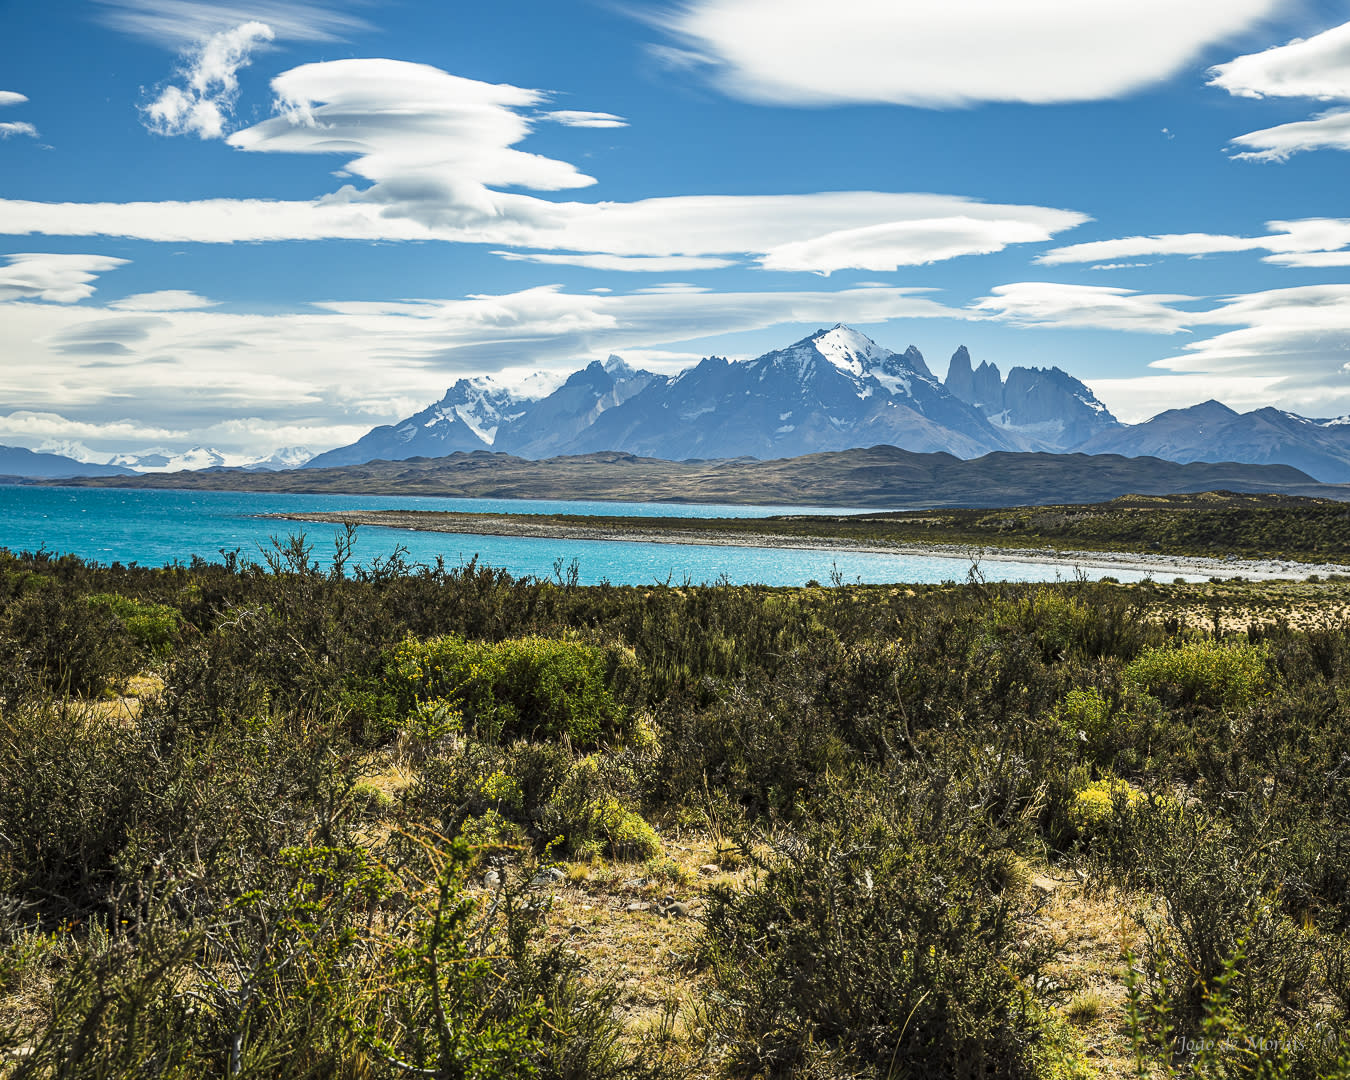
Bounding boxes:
[305,378,542,469]
[309,327,1062,467]
[557,326,1019,460]
[29,322,1350,481]
[243,446,314,471]
[495,356,662,458]
[109,447,234,473]
[944,346,1120,450]
[307,359,661,468]
[100,445,315,473]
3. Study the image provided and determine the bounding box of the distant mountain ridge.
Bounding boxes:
[1077,400,1350,483]
[44,445,1346,509]
[0,445,136,479]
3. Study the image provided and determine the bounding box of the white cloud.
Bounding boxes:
[1145,286,1350,411]
[759,214,1076,273]
[1227,107,1350,162]
[1210,20,1350,161]
[1208,20,1350,100]
[1039,217,1350,265]
[94,0,368,47]
[0,412,189,446]
[1264,249,1350,268]
[0,57,1090,272]
[1087,374,1284,423]
[0,283,963,456]
[0,253,129,303]
[109,290,219,310]
[969,283,1197,333]
[143,21,274,139]
[493,251,737,271]
[655,0,1284,107]
[228,58,599,221]
[630,282,713,294]
[0,189,1089,274]
[1040,232,1269,264]
[0,91,28,107]
[0,122,38,140]
[544,110,628,128]
[968,281,1350,416]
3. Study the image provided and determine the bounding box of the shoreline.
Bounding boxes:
[267,510,1350,582]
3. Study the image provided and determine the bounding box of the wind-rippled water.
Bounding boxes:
[0,485,1194,586]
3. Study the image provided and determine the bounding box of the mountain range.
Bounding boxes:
[301,325,1350,484]
[11,324,1350,485]
[307,325,1123,469]
[42,446,1345,509]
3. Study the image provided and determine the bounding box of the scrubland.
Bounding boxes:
[2,533,1350,1078]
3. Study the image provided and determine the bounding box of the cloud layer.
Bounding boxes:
[1211,19,1350,160]
[656,0,1284,106]
[94,0,369,47]
[0,253,130,303]
[971,282,1350,416]
[0,90,37,140]
[0,277,962,456]
[1037,218,1350,268]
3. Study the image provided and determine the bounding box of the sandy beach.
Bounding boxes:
[267,510,1350,582]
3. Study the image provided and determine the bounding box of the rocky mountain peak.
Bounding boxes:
[902,345,933,379]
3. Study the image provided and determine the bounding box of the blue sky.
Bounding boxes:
[2,0,1350,461]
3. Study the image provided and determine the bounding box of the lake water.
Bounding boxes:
[0,485,1192,586]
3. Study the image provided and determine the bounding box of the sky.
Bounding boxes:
[3,0,1350,462]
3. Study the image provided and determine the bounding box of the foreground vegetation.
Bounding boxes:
[3,533,1350,1078]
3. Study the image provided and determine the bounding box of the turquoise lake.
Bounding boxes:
[0,485,1191,586]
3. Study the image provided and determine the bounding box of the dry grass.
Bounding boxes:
[468,832,753,1042]
[1027,868,1148,1079]
[1126,578,1350,633]
[82,672,163,726]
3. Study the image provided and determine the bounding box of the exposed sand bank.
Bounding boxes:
[267,510,1350,582]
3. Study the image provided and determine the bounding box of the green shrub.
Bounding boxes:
[478,769,525,814]
[698,781,1075,1079]
[387,633,631,747]
[1059,687,1111,744]
[84,592,182,658]
[537,757,661,861]
[1124,639,1270,712]
[586,796,661,861]
[0,588,136,699]
[988,587,1094,662]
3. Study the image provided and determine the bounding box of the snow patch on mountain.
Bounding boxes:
[811,324,893,374]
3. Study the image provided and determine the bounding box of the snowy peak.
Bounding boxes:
[110,446,231,472]
[807,324,896,375]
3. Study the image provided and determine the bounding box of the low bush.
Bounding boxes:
[387,634,634,747]
[699,779,1072,1079]
[1123,638,1270,713]
[83,592,182,659]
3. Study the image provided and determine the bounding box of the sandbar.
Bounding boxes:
[265,509,1350,582]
